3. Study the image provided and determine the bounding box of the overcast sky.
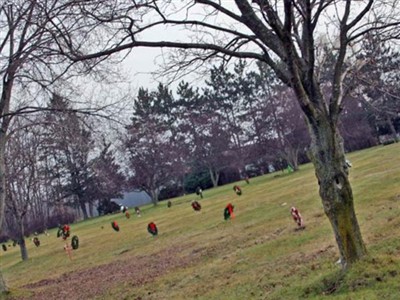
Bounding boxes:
[119,0,242,93]
[109,1,380,99]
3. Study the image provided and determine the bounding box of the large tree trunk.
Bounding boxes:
[209,168,220,187]
[307,116,367,268]
[79,200,89,220]
[18,237,29,261]
[150,188,159,206]
[0,272,8,295]
[0,131,9,294]
[386,116,398,143]
[0,133,6,232]
[283,147,300,171]
[18,219,29,261]
[88,202,95,217]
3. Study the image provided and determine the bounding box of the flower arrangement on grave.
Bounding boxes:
[224,203,235,220]
[191,200,201,211]
[195,186,203,199]
[290,207,304,228]
[1,244,6,252]
[125,211,130,219]
[71,235,79,250]
[33,237,40,247]
[57,224,70,240]
[147,222,158,236]
[111,221,120,232]
[233,185,242,196]
[167,200,172,208]
[64,243,73,260]
[135,207,141,217]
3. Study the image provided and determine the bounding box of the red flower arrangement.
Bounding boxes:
[135,207,141,217]
[111,221,120,232]
[57,224,71,240]
[224,203,235,220]
[233,185,242,196]
[147,222,158,236]
[290,207,304,228]
[191,200,202,211]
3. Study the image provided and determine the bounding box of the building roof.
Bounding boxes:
[111,190,152,208]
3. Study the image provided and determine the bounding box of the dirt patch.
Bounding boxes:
[16,245,194,300]
[312,212,324,218]
[286,244,336,266]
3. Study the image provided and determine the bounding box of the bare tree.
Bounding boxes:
[176,82,233,187]
[62,0,400,268]
[339,95,378,151]
[90,139,126,213]
[269,87,310,171]
[5,123,43,261]
[249,62,310,171]
[126,86,186,204]
[126,119,185,205]
[42,94,99,219]
[353,36,400,143]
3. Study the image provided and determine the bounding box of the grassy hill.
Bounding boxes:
[1,143,399,300]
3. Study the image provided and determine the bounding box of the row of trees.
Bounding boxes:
[2,95,125,260]
[125,51,399,204]
[125,61,310,203]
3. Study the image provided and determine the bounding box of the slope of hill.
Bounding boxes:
[1,143,399,299]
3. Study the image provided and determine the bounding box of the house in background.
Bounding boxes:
[111,190,152,208]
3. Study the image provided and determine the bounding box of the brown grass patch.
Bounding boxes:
[17,244,194,300]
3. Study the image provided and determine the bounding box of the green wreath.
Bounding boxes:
[33,237,40,247]
[57,228,63,238]
[71,235,79,250]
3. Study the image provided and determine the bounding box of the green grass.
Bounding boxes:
[1,143,400,299]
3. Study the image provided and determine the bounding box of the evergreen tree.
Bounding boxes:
[126,85,186,204]
[42,94,95,219]
[355,37,400,143]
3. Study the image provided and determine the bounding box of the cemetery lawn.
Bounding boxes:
[1,143,400,300]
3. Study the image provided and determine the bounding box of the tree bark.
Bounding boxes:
[0,107,9,295]
[17,219,29,261]
[79,200,89,220]
[289,148,299,171]
[209,168,220,187]
[386,116,398,143]
[0,272,8,295]
[88,202,95,217]
[307,116,367,267]
[0,132,6,233]
[283,147,299,171]
[19,237,29,261]
[150,188,159,206]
